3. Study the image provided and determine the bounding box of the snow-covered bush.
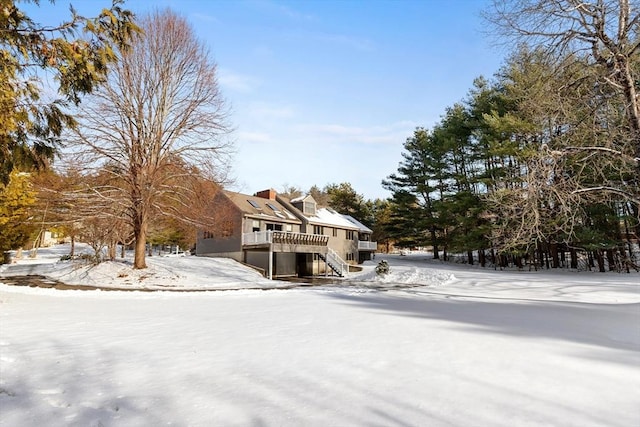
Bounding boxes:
[376,260,390,276]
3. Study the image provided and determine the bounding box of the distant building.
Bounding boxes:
[196,189,376,279]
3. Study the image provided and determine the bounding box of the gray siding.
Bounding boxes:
[196,233,242,256]
[245,250,269,272]
[244,250,297,277]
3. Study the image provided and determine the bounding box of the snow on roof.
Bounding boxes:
[307,207,359,229]
[290,194,315,204]
[343,214,373,233]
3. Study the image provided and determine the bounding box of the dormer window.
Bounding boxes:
[303,201,316,215]
[292,195,317,215]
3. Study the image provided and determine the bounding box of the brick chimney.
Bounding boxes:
[255,189,277,200]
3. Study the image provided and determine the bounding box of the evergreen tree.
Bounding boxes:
[1,0,138,182]
[325,182,368,222]
[383,128,448,258]
[0,170,36,254]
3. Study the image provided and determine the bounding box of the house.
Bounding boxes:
[196,189,376,279]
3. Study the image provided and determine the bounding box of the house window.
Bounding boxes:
[304,201,316,215]
[346,230,355,240]
[203,230,214,239]
[346,253,355,261]
[252,220,260,232]
[332,228,337,237]
[285,224,293,232]
[266,223,283,231]
[313,225,323,235]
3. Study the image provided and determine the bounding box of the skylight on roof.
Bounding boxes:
[266,202,280,212]
[247,199,261,209]
[283,209,297,220]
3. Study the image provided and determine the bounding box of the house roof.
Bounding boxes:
[223,189,373,232]
[343,214,373,234]
[305,207,360,230]
[290,194,315,204]
[283,193,370,231]
[224,191,300,222]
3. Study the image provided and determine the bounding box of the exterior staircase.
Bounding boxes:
[318,248,349,277]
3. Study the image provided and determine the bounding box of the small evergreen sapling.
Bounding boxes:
[376,260,389,276]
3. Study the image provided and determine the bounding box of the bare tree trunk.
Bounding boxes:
[623,209,637,266]
[108,241,116,261]
[550,243,559,269]
[514,255,523,269]
[442,242,448,262]
[431,227,439,259]
[500,253,508,269]
[630,203,640,244]
[133,214,147,269]
[617,245,629,273]
[606,249,615,272]
[544,249,550,270]
[570,248,578,269]
[595,250,606,273]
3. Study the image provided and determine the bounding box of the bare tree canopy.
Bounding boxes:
[68,8,233,269]
[484,0,639,168]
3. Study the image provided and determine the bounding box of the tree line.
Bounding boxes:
[2,0,638,274]
[383,1,639,272]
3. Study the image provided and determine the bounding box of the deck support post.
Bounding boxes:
[268,244,273,280]
[324,251,328,277]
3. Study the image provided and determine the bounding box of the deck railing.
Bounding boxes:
[242,231,329,247]
[358,241,377,251]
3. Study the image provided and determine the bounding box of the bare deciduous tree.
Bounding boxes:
[485,1,639,150]
[485,0,640,235]
[486,2,638,171]
[68,9,232,268]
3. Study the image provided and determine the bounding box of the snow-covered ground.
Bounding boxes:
[0,244,285,290]
[1,245,638,426]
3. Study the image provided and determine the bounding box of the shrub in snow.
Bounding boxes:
[376,260,390,276]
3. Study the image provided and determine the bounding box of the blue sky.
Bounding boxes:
[26,0,506,200]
